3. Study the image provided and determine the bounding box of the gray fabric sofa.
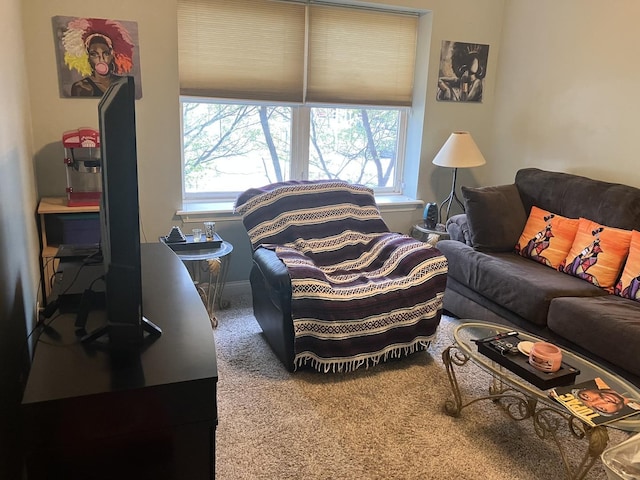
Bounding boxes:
[437,168,640,386]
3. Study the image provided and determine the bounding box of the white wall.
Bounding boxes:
[24,0,183,244]
[417,0,505,208]
[491,0,640,187]
[1,0,40,476]
[23,0,505,282]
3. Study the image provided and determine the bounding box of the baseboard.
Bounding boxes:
[222,280,251,299]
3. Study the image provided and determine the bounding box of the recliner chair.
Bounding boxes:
[236,180,448,372]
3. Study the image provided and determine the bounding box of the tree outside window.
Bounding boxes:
[182,101,404,199]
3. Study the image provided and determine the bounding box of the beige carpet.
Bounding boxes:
[213,295,629,480]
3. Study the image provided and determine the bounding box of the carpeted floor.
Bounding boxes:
[213,295,629,480]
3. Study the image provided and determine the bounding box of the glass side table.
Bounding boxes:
[168,240,233,328]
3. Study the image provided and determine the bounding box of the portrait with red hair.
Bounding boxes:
[53,16,142,98]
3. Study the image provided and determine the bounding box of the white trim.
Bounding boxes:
[177,194,422,222]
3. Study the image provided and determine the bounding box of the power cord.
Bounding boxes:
[74,275,105,333]
[41,264,86,322]
[23,310,63,362]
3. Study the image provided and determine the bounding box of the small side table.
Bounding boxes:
[410,224,450,246]
[170,240,233,328]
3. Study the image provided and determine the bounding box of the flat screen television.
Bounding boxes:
[83,76,161,346]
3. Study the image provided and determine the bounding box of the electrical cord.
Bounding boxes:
[74,275,106,332]
[28,254,106,358]
[30,272,106,353]
[42,263,86,320]
[58,262,86,296]
[39,260,103,333]
[22,311,64,361]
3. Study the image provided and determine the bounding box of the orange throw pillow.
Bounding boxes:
[514,206,579,269]
[560,218,632,292]
[615,230,640,301]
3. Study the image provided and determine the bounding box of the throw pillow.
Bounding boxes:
[560,218,632,292]
[514,206,579,269]
[615,229,640,301]
[461,184,527,252]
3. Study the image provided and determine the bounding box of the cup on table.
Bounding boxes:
[204,221,216,241]
[192,228,203,242]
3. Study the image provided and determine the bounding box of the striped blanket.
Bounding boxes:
[236,181,448,372]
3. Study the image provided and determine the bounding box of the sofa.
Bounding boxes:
[437,168,640,386]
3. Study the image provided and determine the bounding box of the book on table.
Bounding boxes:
[549,377,640,426]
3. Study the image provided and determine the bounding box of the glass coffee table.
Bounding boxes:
[443,321,640,480]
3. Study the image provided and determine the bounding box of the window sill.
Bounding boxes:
[177,195,422,222]
[375,195,423,212]
[177,202,237,223]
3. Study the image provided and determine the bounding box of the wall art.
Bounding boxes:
[52,16,142,99]
[436,41,489,103]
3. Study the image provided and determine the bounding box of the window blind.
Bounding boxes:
[177,0,418,106]
[306,4,417,106]
[178,0,306,102]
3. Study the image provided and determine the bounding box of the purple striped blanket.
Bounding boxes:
[236,181,448,372]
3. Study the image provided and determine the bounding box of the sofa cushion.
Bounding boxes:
[461,184,527,252]
[616,230,640,300]
[515,168,640,231]
[515,206,579,269]
[438,240,606,326]
[446,214,472,246]
[560,218,632,292]
[548,295,640,378]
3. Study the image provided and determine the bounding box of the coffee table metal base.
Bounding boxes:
[442,344,610,480]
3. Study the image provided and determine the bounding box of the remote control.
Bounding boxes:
[472,331,519,344]
[489,339,520,355]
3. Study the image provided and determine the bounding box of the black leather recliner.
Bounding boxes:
[250,247,296,371]
[236,180,448,373]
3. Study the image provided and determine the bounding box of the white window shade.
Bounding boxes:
[177,0,418,106]
[307,5,417,106]
[178,0,306,102]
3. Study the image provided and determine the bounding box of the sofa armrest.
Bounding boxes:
[446,214,472,246]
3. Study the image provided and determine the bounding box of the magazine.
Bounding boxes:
[549,377,640,426]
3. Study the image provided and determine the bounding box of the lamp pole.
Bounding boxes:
[438,167,465,224]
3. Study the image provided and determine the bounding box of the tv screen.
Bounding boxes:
[86,76,160,346]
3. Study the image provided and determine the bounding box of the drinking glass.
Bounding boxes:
[204,221,216,241]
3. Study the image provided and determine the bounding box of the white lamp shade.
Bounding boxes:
[432,131,486,168]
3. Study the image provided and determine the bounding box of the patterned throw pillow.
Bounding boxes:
[514,206,579,269]
[615,229,640,301]
[560,218,632,292]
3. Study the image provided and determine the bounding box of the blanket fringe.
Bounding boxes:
[293,336,436,373]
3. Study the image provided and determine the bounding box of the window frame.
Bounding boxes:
[180,97,410,203]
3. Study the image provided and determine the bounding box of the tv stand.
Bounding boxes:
[22,243,218,479]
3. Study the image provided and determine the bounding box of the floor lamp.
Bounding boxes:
[432,131,486,224]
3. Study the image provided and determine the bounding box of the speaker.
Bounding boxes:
[423,202,438,229]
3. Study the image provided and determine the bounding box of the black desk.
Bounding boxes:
[22,243,218,479]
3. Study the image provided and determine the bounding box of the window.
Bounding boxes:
[182,101,407,199]
[307,106,405,192]
[178,0,418,202]
[182,102,292,197]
